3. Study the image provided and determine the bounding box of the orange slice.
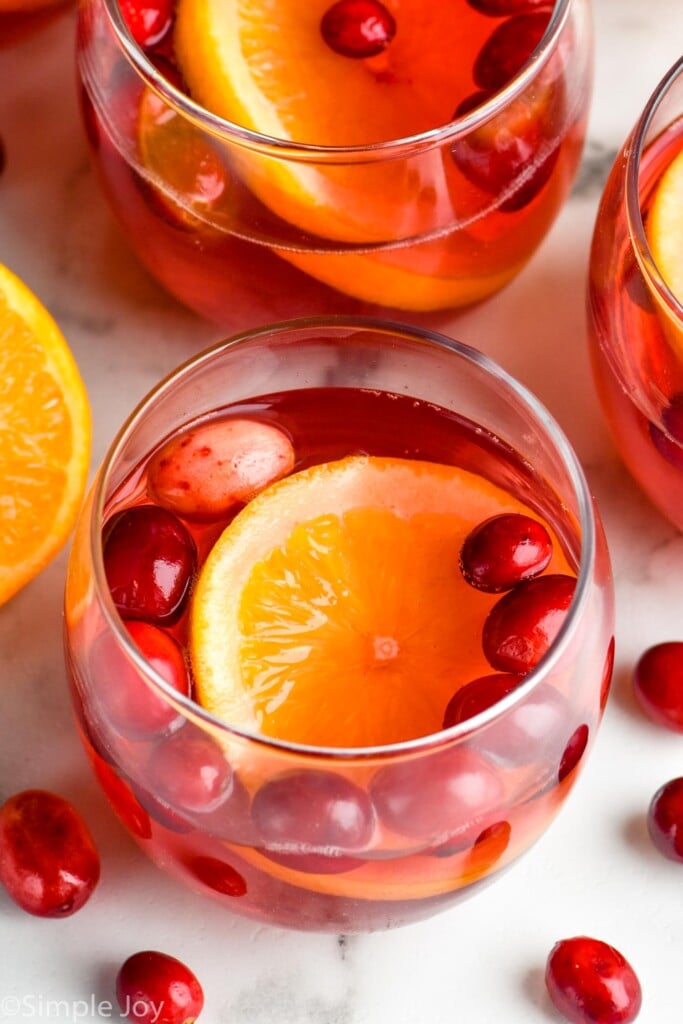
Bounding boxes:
[174,0,488,244]
[647,145,683,304]
[190,455,572,748]
[646,144,683,356]
[0,264,91,605]
[278,236,518,311]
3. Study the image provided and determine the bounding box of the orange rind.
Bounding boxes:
[0,264,91,605]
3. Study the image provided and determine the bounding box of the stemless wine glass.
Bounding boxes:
[76,0,593,329]
[588,57,683,529]
[64,317,614,933]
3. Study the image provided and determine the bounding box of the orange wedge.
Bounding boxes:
[190,455,573,748]
[174,0,488,244]
[0,265,91,605]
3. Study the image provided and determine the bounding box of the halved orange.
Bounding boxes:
[190,455,573,748]
[0,265,91,605]
[173,0,489,244]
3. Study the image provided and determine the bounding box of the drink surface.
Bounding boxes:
[101,385,578,748]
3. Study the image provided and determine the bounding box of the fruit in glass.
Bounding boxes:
[64,317,614,932]
[75,0,593,329]
[588,57,683,529]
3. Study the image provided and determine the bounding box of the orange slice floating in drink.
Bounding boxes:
[173,0,482,241]
[646,146,683,356]
[0,264,91,605]
[647,147,683,304]
[190,455,572,748]
[171,0,555,307]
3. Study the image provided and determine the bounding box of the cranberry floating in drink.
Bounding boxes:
[103,505,196,625]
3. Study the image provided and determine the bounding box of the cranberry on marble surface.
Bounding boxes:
[545,935,642,1023]
[116,950,204,1024]
[647,777,683,863]
[0,790,100,917]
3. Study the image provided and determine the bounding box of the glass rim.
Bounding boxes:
[100,0,573,161]
[626,55,683,321]
[89,314,598,762]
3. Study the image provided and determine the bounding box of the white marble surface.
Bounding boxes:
[1,3,683,1021]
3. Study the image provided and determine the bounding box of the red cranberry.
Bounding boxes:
[119,0,173,49]
[92,758,153,841]
[185,855,248,897]
[482,573,576,673]
[149,53,186,91]
[473,12,552,92]
[432,816,511,860]
[650,394,683,469]
[545,936,642,1024]
[0,790,100,917]
[662,393,683,442]
[460,513,553,592]
[467,0,551,13]
[647,777,683,862]
[138,72,232,231]
[444,674,569,765]
[252,770,375,854]
[488,683,569,763]
[451,86,561,211]
[148,418,295,521]
[320,0,396,59]
[443,672,524,728]
[558,723,589,782]
[370,747,503,840]
[103,505,197,625]
[600,637,615,712]
[116,950,204,1024]
[633,642,683,731]
[92,621,189,740]
[194,774,255,844]
[131,785,195,834]
[146,728,233,814]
